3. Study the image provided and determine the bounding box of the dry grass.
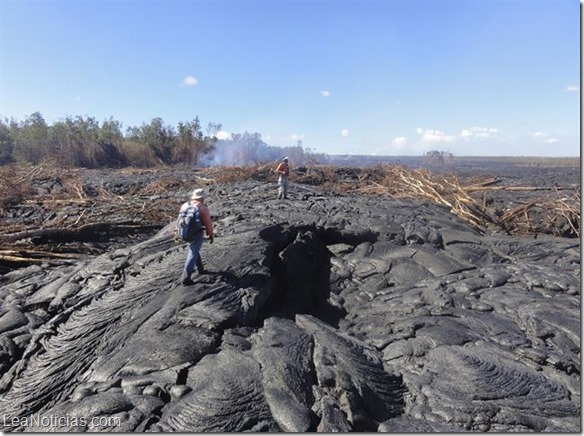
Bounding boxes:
[355,166,497,229]
[287,163,580,237]
[0,165,35,213]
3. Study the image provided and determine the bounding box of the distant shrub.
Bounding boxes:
[423,150,453,165]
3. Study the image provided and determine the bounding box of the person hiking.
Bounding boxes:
[274,156,290,199]
[174,188,214,286]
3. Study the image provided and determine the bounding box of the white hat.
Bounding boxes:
[191,188,206,200]
[283,156,289,161]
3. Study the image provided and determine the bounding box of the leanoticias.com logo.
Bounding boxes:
[3,414,121,429]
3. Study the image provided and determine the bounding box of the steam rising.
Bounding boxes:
[201,132,294,167]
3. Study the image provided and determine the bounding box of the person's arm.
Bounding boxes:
[199,204,214,239]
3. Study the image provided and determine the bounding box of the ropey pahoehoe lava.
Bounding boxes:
[0,177,580,432]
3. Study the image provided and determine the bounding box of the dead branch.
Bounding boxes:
[0,222,160,244]
[0,250,86,263]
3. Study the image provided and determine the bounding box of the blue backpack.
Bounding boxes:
[177,204,203,242]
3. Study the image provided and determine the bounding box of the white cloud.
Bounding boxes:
[387,126,503,155]
[477,128,498,138]
[289,134,305,141]
[564,85,579,93]
[320,90,331,97]
[533,132,559,144]
[215,130,231,140]
[392,136,407,147]
[341,129,350,137]
[372,135,427,155]
[459,127,499,139]
[416,128,456,144]
[182,75,198,87]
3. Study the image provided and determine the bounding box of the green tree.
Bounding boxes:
[97,117,127,167]
[127,117,176,164]
[99,117,124,147]
[168,117,217,165]
[49,116,101,167]
[173,118,203,164]
[12,112,51,164]
[0,118,14,165]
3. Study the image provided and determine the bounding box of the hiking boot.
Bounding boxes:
[181,277,195,286]
[197,267,206,274]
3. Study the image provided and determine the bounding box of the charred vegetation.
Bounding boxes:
[0,160,579,273]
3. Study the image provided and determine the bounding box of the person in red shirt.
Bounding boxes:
[174,188,214,286]
[274,156,290,199]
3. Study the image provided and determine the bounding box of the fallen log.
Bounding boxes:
[0,222,161,244]
[24,199,93,205]
[467,185,579,193]
[0,250,87,274]
[0,250,86,263]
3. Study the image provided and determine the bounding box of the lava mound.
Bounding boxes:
[0,180,580,432]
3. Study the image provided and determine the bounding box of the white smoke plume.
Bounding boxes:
[200,132,298,167]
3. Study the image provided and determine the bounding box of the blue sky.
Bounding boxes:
[0,0,580,156]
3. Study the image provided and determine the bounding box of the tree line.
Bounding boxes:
[0,112,325,168]
[0,112,222,168]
